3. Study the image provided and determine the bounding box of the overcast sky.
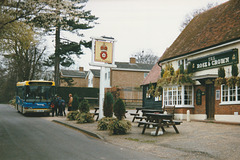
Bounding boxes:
[56,0,229,70]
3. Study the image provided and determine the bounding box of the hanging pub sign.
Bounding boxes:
[190,49,238,72]
[94,40,113,64]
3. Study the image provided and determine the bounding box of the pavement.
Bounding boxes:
[43,110,240,160]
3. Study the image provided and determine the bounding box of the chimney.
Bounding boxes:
[79,67,84,72]
[130,57,136,64]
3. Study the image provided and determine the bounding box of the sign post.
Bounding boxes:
[89,36,117,120]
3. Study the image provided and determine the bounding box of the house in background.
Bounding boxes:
[60,67,88,87]
[87,69,100,88]
[146,0,240,123]
[87,57,154,101]
[110,57,153,101]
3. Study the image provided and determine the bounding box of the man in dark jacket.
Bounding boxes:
[51,96,58,117]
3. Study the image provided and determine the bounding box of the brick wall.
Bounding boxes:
[111,70,145,88]
[93,77,100,88]
[175,84,240,115]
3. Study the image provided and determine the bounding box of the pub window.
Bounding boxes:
[146,86,151,99]
[221,85,240,104]
[144,73,148,78]
[163,85,193,107]
[178,58,188,69]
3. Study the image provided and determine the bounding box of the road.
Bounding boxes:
[0,104,160,160]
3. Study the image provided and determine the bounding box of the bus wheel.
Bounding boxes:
[17,105,20,113]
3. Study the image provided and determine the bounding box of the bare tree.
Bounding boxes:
[131,49,159,64]
[179,3,218,31]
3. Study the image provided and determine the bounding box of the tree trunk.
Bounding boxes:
[55,24,60,87]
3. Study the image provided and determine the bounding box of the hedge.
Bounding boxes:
[56,87,99,106]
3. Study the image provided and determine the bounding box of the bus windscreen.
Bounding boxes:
[26,86,54,102]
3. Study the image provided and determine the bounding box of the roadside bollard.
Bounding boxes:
[187,110,190,122]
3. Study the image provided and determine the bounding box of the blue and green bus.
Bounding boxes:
[16,80,55,115]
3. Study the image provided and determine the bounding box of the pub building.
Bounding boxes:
[142,0,240,123]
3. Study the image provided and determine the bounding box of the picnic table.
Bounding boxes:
[130,107,143,122]
[136,109,163,126]
[139,113,182,136]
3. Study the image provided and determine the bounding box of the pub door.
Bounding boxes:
[205,84,215,119]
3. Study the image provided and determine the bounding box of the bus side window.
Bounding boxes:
[26,86,30,97]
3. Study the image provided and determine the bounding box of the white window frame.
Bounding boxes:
[163,85,194,108]
[220,84,240,105]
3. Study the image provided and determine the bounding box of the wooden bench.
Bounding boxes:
[173,120,182,125]
[138,121,164,135]
[130,113,140,122]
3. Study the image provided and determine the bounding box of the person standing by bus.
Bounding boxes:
[52,95,58,117]
[61,98,66,116]
[68,93,73,111]
[58,97,63,116]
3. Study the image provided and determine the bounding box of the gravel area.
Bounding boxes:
[43,110,240,160]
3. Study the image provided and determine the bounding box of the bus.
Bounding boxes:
[16,80,55,115]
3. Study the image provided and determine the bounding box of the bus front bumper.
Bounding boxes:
[24,108,52,113]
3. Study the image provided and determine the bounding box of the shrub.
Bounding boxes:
[227,76,237,86]
[78,99,90,113]
[218,67,225,78]
[9,97,16,106]
[113,98,126,120]
[179,64,184,74]
[72,95,79,111]
[67,111,79,121]
[169,65,175,76]
[160,68,164,78]
[103,92,114,117]
[215,77,227,86]
[232,64,239,77]
[97,117,116,130]
[76,112,94,123]
[186,62,193,74]
[108,119,131,135]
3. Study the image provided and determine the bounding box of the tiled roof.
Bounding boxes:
[159,0,240,63]
[114,62,154,71]
[142,63,161,85]
[61,70,88,78]
[90,69,100,78]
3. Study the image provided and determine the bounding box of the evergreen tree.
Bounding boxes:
[103,92,114,117]
[113,99,126,120]
[31,0,98,86]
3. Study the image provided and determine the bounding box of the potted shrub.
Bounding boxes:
[76,99,94,123]
[103,92,114,118]
[108,118,131,135]
[76,112,94,123]
[97,92,115,130]
[98,117,117,130]
[113,98,126,120]
[215,67,227,86]
[66,111,79,121]
[226,64,239,86]
[107,98,131,135]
